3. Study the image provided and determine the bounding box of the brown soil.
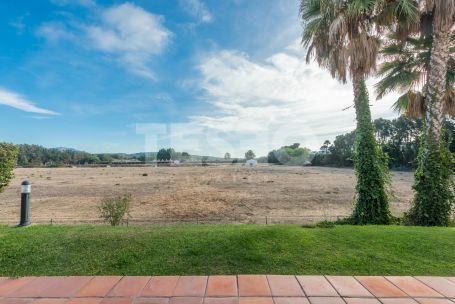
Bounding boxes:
[0,165,414,224]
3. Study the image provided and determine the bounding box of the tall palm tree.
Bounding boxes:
[300,0,418,224]
[424,1,455,140]
[375,1,455,226]
[409,0,455,226]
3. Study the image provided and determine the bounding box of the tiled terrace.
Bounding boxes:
[0,275,454,304]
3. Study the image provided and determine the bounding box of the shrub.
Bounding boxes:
[98,193,132,226]
[0,143,18,193]
[315,220,336,228]
[142,173,148,176]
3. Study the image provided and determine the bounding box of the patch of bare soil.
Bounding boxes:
[0,165,414,224]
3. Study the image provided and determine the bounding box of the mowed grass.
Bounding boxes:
[0,224,454,276]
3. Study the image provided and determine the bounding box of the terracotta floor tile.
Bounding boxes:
[296,276,338,297]
[10,276,92,298]
[206,276,237,297]
[273,297,310,304]
[445,278,455,284]
[67,298,103,304]
[379,299,419,304]
[9,277,63,297]
[0,299,34,304]
[100,298,133,304]
[238,276,271,297]
[416,277,455,297]
[173,276,207,297]
[141,277,179,297]
[356,276,407,298]
[32,299,67,304]
[108,277,150,297]
[0,277,37,296]
[204,298,239,304]
[267,276,303,297]
[326,276,372,297]
[169,297,203,304]
[386,277,442,298]
[49,277,94,298]
[307,297,345,304]
[134,298,170,304]
[238,298,273,304]
[414,299,454,304]
[344,299,381,304]
[77,276,122,297]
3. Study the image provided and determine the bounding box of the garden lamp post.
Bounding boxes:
[18,180,31,227]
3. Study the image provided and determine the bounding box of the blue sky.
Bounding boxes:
[0,0,398,157]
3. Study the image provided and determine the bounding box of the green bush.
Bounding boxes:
[315,220,336,228]
[98,193,132,226]
[0,143,18,193]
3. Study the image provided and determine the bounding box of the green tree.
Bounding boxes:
[167,148,176,160]
[245,150,255,160]
[0,143,18,193]
[157,148,171,161]
[300,0,416,224]
[181,152,190,162]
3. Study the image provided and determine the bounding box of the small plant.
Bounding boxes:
[98,193,132,226]
[142,173,148,176]
[315,220,336,228]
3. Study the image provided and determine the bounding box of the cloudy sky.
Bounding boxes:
[0,0,399,157]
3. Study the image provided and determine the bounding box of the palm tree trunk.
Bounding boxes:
[425,8,452,141]
[351,73,390,224]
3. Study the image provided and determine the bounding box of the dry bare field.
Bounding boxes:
[0,165,414,224]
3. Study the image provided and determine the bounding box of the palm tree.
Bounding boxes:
[376,33,455,119]
[300,0,417,224]
[375,1,455,225]
[410,1,455,226]
[424,1,455,140]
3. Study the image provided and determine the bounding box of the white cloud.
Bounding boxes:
[0,88,59,115]
[49,0,96,8]
[179,0,213,23]
[38,3,172,80]
[36,22,76,43]
[181,40,399,156]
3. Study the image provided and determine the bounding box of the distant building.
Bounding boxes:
[245,159,258,167]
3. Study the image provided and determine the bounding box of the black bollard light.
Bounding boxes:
[18,180,31,227]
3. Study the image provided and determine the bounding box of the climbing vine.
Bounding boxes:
[406,127,455,226]
[351,78,391,225]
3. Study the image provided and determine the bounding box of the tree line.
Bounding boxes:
[312,116,455,170]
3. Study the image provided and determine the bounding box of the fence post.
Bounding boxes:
[265,216,268,225]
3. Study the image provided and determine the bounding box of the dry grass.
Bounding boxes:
[0,165,414,224]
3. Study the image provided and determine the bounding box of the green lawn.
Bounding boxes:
[0,224,454,276]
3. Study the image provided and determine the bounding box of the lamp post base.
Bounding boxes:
[16,222,31,227]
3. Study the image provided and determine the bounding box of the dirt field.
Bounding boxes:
[0,165,414,225]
